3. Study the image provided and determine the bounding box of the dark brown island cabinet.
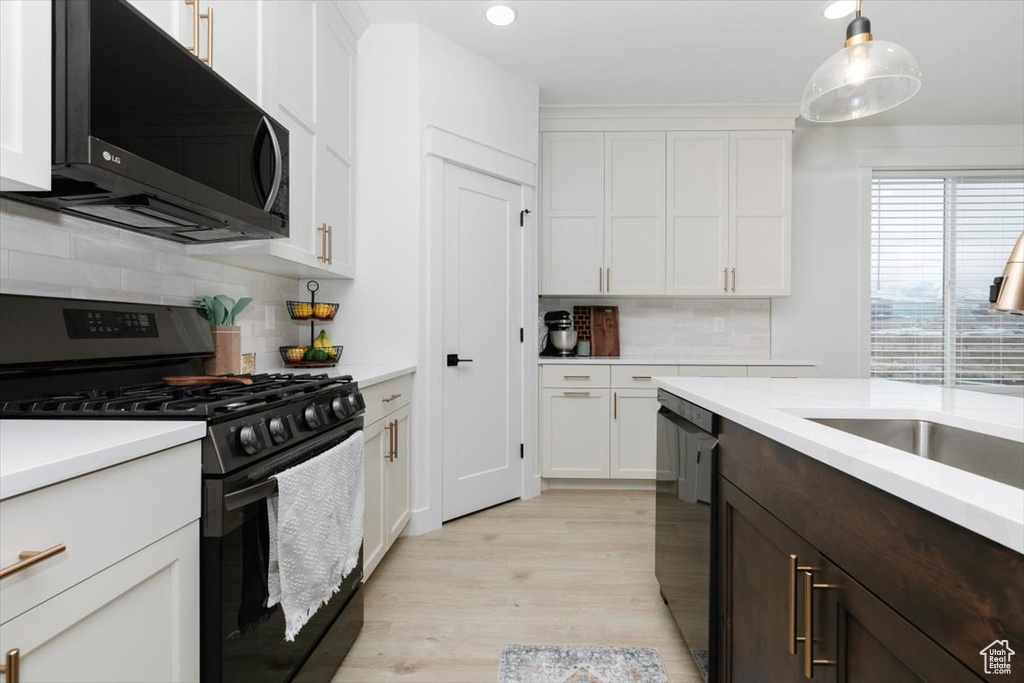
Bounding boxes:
[716,419,1024,683]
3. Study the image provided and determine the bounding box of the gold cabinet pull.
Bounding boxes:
[606,267,611,292]
[562,375,591,380]
[562,391,591,397]
[199,4,214,66]
[0,544,66,580]
[787,554,815,654]
[802,570,836,678]
[317,223,327,262]
[384,422,394,462]
[631,375,652,381]
[0,649,20,683]
[613,391,618,419]
[598,267,603,292]
[382,393,402,403]
[184,0,200,56]
[731,267,736,293]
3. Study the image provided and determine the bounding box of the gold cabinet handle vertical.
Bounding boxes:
[787,554,815,654]
[317,223,327,262]
[384,422,394,462]
[0,544,67,580]
[606,268,611,292]
[802,570,836,678]
[184,0,200,56]
[598,267,603,293]
[731,267,736,292]
[724,267,729,292]
[0,648,20,683]
[613,391,618,419]
[199,4,213,66]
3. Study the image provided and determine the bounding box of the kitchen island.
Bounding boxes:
[654,377,1024,682]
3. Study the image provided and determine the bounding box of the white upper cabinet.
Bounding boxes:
[729,130,792,296]
[125,0,184,40]
[604,132,666,295]
[666,131,730,295]
[315,1,357,273]
[187,0,366,278]
[541,132,605,295]
[540,121,793,297]
[200,0,261,103]
[0,0,51,191]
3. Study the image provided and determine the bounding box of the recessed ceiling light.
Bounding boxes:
[821,0,857,19]
[486,2,517,27]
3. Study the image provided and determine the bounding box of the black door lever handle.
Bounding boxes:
[447,354,474,367]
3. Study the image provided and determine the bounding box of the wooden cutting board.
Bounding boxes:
[590,306,620,357]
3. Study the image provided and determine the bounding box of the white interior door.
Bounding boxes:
[442,164,522,521]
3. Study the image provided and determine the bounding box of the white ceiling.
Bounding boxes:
[358,0,1024,126]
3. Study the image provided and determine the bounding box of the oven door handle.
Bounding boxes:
[224,478,278,511]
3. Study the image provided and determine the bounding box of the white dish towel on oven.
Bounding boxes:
[267,430,364,641]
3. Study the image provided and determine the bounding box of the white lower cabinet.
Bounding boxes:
[363,376,413,580]
[385,405,412,545]
[0,523,200,683]
[541,389,611,478]
[0,442,201,682]
[610,389,660,479]
[541,363,817,482]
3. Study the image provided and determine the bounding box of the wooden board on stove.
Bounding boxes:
[590,306,620,357]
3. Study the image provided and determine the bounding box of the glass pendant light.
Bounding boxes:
[801,0,921,122]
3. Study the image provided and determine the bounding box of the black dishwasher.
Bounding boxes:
[655,389,718,683]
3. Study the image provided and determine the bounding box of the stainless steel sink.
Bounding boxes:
[809,418,1024,490]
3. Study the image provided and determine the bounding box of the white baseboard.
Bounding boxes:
[403,506,440,536]
[541,478,657,491]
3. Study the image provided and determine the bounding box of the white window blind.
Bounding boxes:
[870,172,1024,386]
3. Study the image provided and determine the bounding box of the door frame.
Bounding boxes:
[408,126,539,536]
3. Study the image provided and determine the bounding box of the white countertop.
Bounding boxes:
[538,356,819,366]
[654,377,1024,553]
[0,420,207,501]
[260,362,416,388]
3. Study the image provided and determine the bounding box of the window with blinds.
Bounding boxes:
[870,172,1024,386]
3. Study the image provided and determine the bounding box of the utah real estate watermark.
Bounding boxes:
[980,640,1015,675]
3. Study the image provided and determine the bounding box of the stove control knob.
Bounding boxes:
[238,425,262,456]
[331,396,349,420]
[303,405,321,429]
[268,417,288,445]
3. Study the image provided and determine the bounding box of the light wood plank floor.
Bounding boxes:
[333,490,702,682]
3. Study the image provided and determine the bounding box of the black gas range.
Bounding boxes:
[0,294,365,683]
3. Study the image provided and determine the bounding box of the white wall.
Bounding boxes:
[344,24,540,535]
[310,24,421,366]
[774,124,1024,378]
[0,199,297,359]
[418,28,540,165]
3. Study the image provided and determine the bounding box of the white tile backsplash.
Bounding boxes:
[540,297,771,358]
[0,199,299,361]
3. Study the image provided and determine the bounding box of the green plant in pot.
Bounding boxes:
[193,295,253,375]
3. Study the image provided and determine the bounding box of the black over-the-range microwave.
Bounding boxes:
[2,0,289,243]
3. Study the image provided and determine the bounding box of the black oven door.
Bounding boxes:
[201,420,363,683]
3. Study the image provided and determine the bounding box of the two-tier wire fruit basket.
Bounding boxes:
[280,280,343,368]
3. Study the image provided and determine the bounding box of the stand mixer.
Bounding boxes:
[540,310,578,357]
